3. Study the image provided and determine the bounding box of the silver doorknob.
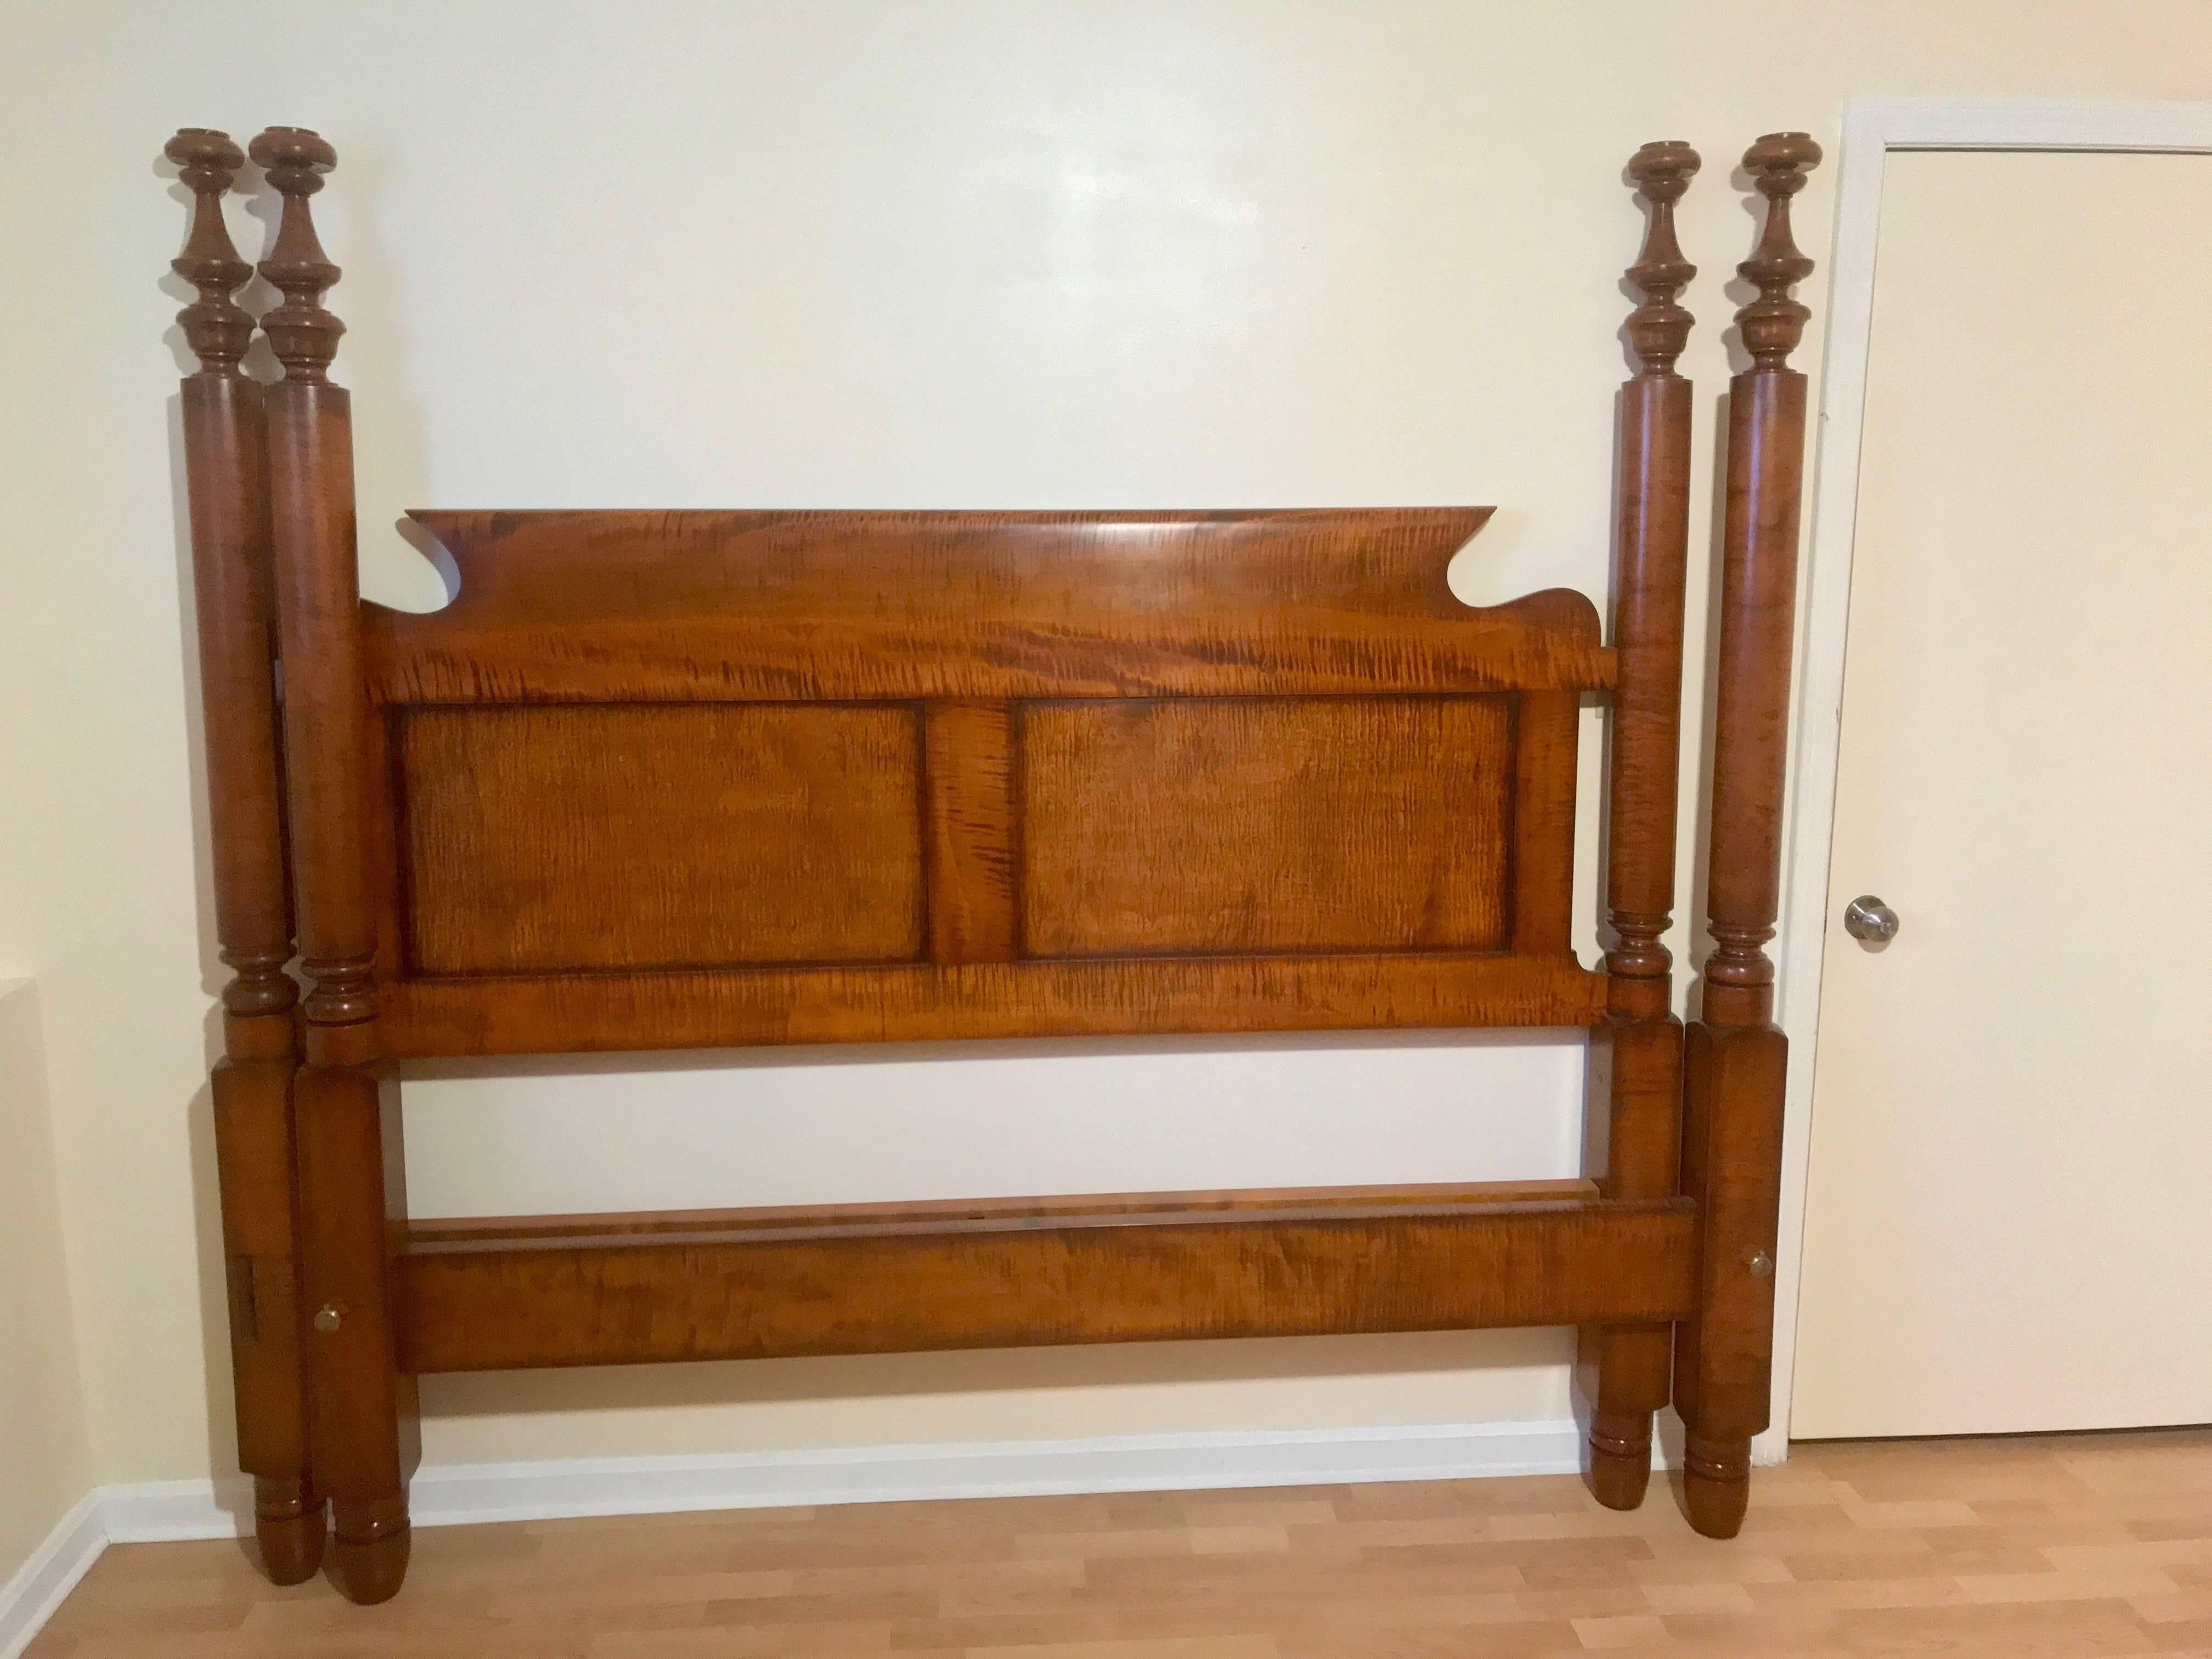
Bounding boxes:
[1843,895,1899,943]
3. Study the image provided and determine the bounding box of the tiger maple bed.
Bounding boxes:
[165,123,1821,1602]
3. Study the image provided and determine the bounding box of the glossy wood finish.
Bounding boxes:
[921,700,1022,963]
[1601,139,1702,1017]
[398,1189,1697,1373]
[292,1064,416,1604]
[256,127,375,1054]
[380,954,1607,1056]
[1678,132,1822,1541]
[397,704,927,974]
[164,126,321,1587]
[250,126,414,1604]
[410,1177,1602,1241]
[1022,696,1517,956]
[160,128,1818,1601]
[33,1429,2212,1659]
[1582,140,1700,1514]
[360,508,1600,1057]
[370,509,1610,701]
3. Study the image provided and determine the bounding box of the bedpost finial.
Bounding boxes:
[247,126,343,382]
[165,128,253,375]
[1736,131,1822,369]
[1624,139,1700,375]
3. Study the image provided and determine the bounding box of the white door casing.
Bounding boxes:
[1767,100,2212,1458]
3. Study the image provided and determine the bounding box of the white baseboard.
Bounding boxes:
[0,1493,104,1659]
[100,1417,1608,1542]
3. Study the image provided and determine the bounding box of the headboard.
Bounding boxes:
[364,508,1607,1053]
[165,125,1821,1604]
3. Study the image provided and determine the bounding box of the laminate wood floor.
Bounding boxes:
[25,1429,2212,1657]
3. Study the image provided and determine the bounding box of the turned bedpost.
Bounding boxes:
[1581,139,1699,1510]
[250,126,415,1605]
[1676,130,1822,1539]
[165,126,324,1587]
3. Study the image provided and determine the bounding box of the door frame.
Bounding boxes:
[1765,98,2212,1460]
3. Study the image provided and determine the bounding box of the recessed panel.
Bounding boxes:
[398,704,923,974]
[1021,696,1514,957]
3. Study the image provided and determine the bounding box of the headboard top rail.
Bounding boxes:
[370,506,1610,702]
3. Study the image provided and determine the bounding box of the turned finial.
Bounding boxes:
[247,127,343,381]
[165,128,253,376]
[1623,140,1700,376]
[1735,132,1821,369]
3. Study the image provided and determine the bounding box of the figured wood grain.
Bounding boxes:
[1604,140,1700,1011]
[1021,696,1515,958]
[397,703,925,974]
[366,510,1613,702]
[184,368,294,1039]
[379,952,1608,1057]
[155,125,1769,1609]
[1680,132,1822,1544]
[922,701,1020,964]
[1508,690,1581,957]
[165,125,321,1587]
[1582,138,1701,1514]
[294,1064,417,1604]
[1579,1013,1685,1513]
[407,1179,1602,1247]
[256,125,377,1060]
[208,1057,318,1582]
[396,1194,1697,1372]
[251,126,413,1607]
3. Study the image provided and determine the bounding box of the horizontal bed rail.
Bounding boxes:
[397,1183,1699,1372]
[365,509,1616,702]
[379,955,1611,1054]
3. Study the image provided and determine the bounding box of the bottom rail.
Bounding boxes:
[397,1181,1696,1373]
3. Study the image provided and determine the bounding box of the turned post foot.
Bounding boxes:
[1682,1432,1751,1538]
[1586,1409,1655,1511]
[251,1475,325,1584]
[330,1496,410,1604]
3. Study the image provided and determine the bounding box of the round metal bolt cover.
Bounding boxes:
[1843,895,1900,943]
[312,1304,343,1334]
[1747,1251,1774,1279]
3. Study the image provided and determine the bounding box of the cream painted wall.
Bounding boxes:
[3,0,2209,1489]
[0,983,93,1579]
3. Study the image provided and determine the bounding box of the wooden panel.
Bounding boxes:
[380,953,1607,1056]
[365,510,1613,702]
[396,703,924,975]
[922,701,1020,963]
[397,1191,1696,1372]
[1511,690,1582,956]
[1022,696,1514,957]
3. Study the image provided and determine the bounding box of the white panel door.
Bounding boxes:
[1791,150,2212,1439]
